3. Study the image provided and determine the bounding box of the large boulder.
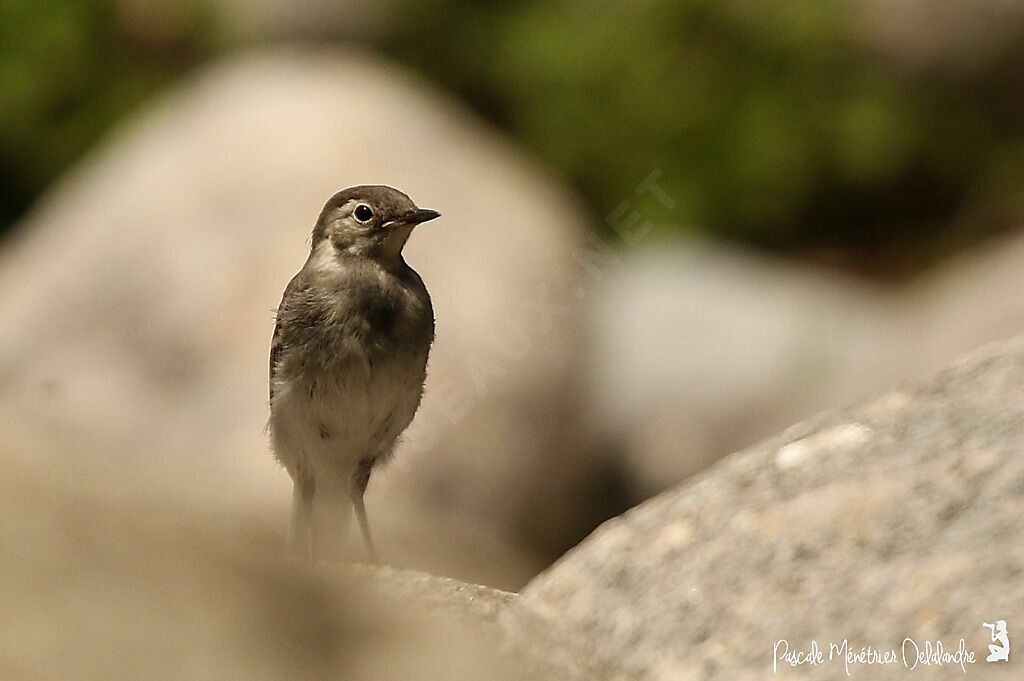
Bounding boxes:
[0,46,604,588]
[0,422,522,680]
[586,243,896,497]
[511,336,1024,680]
[592,234,1024,499]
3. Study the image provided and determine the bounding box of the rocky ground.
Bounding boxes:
[510,337,1024,679]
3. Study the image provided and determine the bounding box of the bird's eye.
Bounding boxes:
[353,204,373,223]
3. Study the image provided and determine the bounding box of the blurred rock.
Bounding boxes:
[592,235,1024,498]
[853,0,1024,72]
[587,243,898,497]
[208,0,409,40]
[345,564,516,621]
[0,46,603,589]
[903,229,1024,370]
[510,337,1024,680]
[0,426,523,680]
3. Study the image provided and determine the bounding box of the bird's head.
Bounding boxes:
[310,185,440,262]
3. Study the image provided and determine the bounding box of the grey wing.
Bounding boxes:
[269,317,284,401]
[269,271,307,401]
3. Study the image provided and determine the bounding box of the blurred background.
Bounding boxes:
[6,0,1024,271]
[3,0,1024,677]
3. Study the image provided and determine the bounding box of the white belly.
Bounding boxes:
[269,355,425,485]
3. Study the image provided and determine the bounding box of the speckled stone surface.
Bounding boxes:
[510,338,1024,680]
[344,564,517,623]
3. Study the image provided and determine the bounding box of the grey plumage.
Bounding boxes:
[268,185,437,561]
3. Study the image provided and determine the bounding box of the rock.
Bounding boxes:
[593,235,1024,500]
[854,0,1024,72]
[0,428,524,680]
[343,564,517,622]
[902,229,1024,373]
[587,243,899,497]
[511,337,1024,680]
[0,46,605,589]
[207,0,409,40]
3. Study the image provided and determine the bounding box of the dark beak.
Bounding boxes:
[397,208,441,225]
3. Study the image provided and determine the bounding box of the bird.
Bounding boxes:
[268,185,438,562]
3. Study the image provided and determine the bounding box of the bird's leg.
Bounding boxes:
[350,458,378,564]
[287,475,315,560]
[309,478,352,563]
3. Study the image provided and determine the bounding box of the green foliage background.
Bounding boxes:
[4,0,1024,275]
[386,0,1024,273]
[0,0,216,227]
